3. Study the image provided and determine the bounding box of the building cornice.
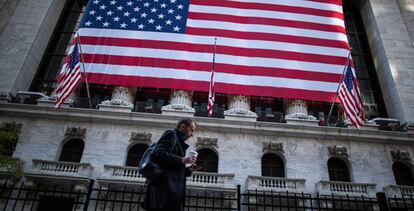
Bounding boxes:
[0,103,413,144]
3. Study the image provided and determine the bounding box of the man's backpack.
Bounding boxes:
[138,130,177,182]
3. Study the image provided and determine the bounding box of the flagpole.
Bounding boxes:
[327,49,352,125]
[207,38,217,117]
[75,31,93,109]
[212,38,217,70]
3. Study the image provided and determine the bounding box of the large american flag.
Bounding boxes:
[70,0,351,102]
[56,41,82,109]
[339,64,365,128]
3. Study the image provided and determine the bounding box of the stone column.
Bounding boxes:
[0,0,66,97]
[99,86,136,112]
[224,95,257,122]
[161,90,195,117]
[361,0,414,123]
[284,99,317,125]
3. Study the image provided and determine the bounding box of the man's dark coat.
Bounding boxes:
[143,128,191,211]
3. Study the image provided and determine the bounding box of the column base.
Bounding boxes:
[161,104,195,117]
[98,100,133,112]
[224,109,257,122]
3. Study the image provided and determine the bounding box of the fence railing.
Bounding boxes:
[242,190,379,211]
[388,192,414,211]
[316,180,377,197]
[0,181,239,211]
[30,159,93,178]
[246,175,306,193]
[0,181,87,211]
[3,180,414,211]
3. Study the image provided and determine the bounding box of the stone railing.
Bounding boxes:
[246,176,306,193]
[31,159,93,179]
[384,185,414,198]
[316,181,377,197]
[187,172,235,190]
[100,165,146,183]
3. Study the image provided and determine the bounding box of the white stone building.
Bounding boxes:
[1,0,414,210]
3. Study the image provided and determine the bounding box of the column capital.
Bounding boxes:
[284,99,317,125]
[37,91,75,108]
[224,95,257,122]
[161,90,195,116]
[99,86,136,112]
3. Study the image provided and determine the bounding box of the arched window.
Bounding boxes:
[59,139,84,163]
[261,153,284,177]
[125,144,148,167]
[196,148,218,173]
[392,162,414,186]
[328,158,351,182]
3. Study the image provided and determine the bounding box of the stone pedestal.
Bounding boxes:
[37,91,76,108]
[99,86,136,112]
[284,99,317,125]
[161,90,195,117]
[224,95,257,122]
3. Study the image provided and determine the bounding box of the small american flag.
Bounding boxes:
[338,65,365,128]
[55,41,82,109]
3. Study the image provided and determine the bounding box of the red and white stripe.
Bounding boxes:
[70,0,351,102]
[55,43,82,109]
[338,77,365,128]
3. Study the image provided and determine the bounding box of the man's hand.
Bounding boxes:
[182,156,197,165]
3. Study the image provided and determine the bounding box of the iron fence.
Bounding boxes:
[0,181,86,211]
[241,189,379,211]
[388,194,414,211]
[1,180,412,211]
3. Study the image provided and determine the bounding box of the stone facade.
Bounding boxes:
[0,0,414,206]
[1,103,413,193]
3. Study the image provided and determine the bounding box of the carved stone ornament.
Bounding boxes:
[224,95,257,117]
[100,86,135,108]
[262,142,284,154]
[327,145,348,158]
[391,150,411,161]
[161,104,195,112]
[130,132,152,145]
[161,90,195,112]
[65,127,87,139]
[196,137,218,149]
[0,122,22,132]
[284,99,316,120]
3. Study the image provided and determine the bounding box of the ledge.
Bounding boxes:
[0,103,413,144]
[246,175,306,193]
[316,180,377,197]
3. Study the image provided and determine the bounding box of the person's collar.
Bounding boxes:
[174,128,186,141]
[174,128,189,150]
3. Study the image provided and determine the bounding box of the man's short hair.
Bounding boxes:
[176,118,195,128]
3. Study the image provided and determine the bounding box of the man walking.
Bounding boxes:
[143,118,197,211]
